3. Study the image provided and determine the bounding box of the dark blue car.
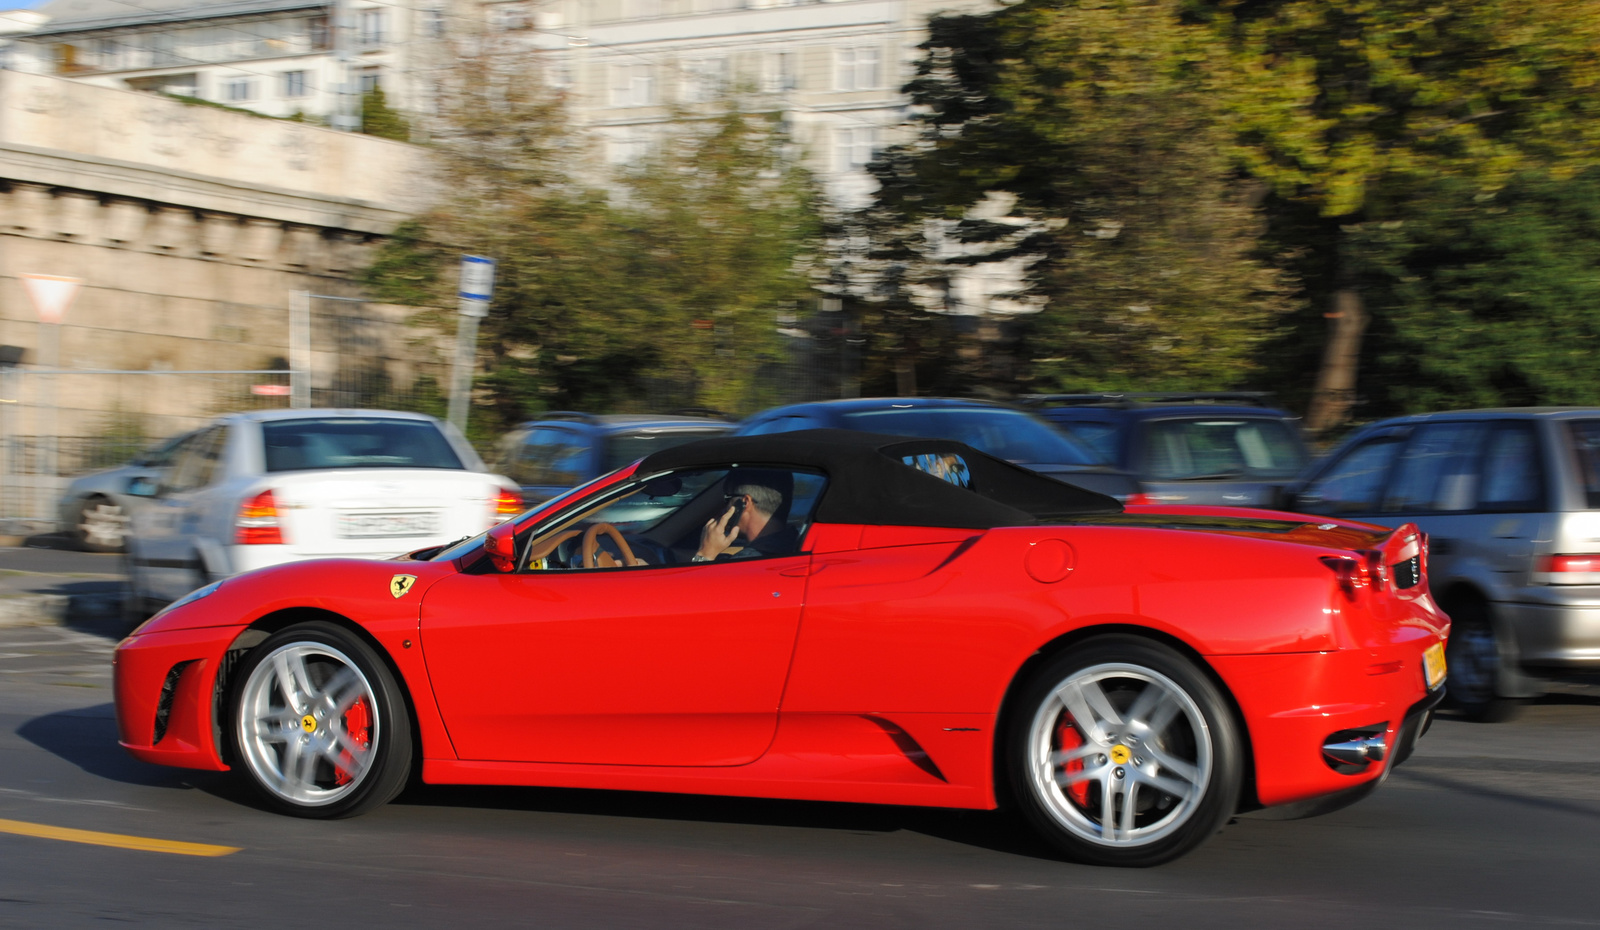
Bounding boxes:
[494,413,733,504]
[1024,393,1310,508]
[733,397,1143,501]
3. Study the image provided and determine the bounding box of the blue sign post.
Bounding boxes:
[448,256,497,432]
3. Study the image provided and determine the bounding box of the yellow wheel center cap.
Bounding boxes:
[301,715,316,734]
[1110,745,1131,765]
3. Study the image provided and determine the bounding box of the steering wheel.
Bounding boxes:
[582,523,640,568]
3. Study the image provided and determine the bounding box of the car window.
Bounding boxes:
[603,428,727,472]
[1139,418,1305,480]
[742,414,826,436]
[164,427,227,493]
[1056,419,1120,462]
[1567,420,1600,509]
[1383,422,1488,513]
[1300,437,1403,514]
[519,466,827,571]
[262,418,463,472]
[1478,422,1545,513]
[544,429,589,486]
[840,408,1099,466]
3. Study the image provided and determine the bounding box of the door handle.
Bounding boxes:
[777,564,816,577]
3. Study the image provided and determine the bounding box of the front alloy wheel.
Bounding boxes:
[228,622,412,817]
[1007,637,1241,866]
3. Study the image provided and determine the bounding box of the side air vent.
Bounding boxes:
[1392,554,1421,590]
[153,661,194,744]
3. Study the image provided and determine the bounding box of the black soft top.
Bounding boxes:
[638,428,1121,529]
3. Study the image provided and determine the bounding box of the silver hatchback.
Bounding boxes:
[1287,408,1600,720]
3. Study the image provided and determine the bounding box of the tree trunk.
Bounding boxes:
[1304,287,1368,436]
[895,353,917,395]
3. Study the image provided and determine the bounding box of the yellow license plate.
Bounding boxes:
[1423,642,1447,690]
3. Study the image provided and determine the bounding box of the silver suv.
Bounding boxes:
[1287,408,1600,720]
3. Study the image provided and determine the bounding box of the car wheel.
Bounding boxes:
[1005,636,1243,867]
[1442,596,1520,723]
[76,497,129,552]
[226,622,412,818]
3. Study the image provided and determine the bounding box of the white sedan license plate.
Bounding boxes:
[336,511,439,539]
[1423,642,1447,689]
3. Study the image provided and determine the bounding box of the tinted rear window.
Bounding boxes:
[841,408,1099,466]
[1140,418,1306,480]
[604,428,729,472]
[1568,420,1600,508]
[262,418,464,472]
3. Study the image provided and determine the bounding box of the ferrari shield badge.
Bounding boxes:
[389,574,417,599]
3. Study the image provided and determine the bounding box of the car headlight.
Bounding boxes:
[154,580,223,618]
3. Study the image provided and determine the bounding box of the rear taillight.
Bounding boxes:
[236,489,285,545]
[1121,492,1154,507]
[1535,554,1600,584]
[493,488,522,524]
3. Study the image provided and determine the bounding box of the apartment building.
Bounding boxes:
[7,0,434,123]
[516,0,995,203]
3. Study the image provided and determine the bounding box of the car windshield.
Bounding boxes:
[1140,418,1306,480]
[840,407,1100,466]
[262,418,464,472]
[603,428,728,472]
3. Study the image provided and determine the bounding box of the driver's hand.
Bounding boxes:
[698,505,740,559]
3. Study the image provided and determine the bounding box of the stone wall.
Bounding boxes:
[0,71,439,446]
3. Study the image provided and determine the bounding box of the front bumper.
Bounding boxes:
[114,624,241,771]
[1210,642,1442,809]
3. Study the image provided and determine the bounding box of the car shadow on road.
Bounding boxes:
[15,703,237,797]
[395,782,1062,860]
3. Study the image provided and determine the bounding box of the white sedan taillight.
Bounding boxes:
[236,489,285,545]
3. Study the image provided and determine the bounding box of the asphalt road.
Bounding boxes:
[3,610,1600,928]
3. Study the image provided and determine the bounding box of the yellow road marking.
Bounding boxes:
[0,817,240,857]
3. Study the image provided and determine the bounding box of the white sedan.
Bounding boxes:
[123,409,521,615]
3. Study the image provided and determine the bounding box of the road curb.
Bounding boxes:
[0,592,122,628]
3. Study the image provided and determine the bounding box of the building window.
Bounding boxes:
[359,67,381,93]
[835,125,881,172]
[610,63,656,107]
[224,78,256,101]
[685,57,729,103]
[309,15,330,50]
[357,9,387,47]
[835,45,881,92]
[764,50,797,92]
[282,70,308,98]
[492,3,532,30]
[421,7,446,38]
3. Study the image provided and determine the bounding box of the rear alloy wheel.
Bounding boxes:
[228,622,412,818]
[76,497,128,552]
[1442,597,1520,723]
[1006,637,1242,867]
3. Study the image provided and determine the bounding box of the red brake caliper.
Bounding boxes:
[335,697,372,786]
[1056,717,1090,807]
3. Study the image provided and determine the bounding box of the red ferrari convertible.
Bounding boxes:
[113,430,1447,866]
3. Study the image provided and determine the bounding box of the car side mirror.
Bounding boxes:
[126,475,160,497]
[484,520,517,573]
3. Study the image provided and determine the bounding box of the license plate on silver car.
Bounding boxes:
[336,511,440,538]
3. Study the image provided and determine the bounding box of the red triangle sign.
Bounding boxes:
[20,274,82,324]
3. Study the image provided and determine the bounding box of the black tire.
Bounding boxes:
[1441,596,1521,723]
[1004,636,1243,867]
[75,497,128,553]
[225,621,412,818]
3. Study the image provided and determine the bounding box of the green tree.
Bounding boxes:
[360,85,411,141]
[1349,169,1600,414]
[867,0,1297,395]
[364,60,822,430]
[1210,0,1600,430]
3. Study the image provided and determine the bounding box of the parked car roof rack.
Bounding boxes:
[1020,392,1277,409]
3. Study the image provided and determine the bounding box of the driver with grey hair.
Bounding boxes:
[693,480,798,562]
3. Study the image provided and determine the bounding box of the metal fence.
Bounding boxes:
[0,292,449,527]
